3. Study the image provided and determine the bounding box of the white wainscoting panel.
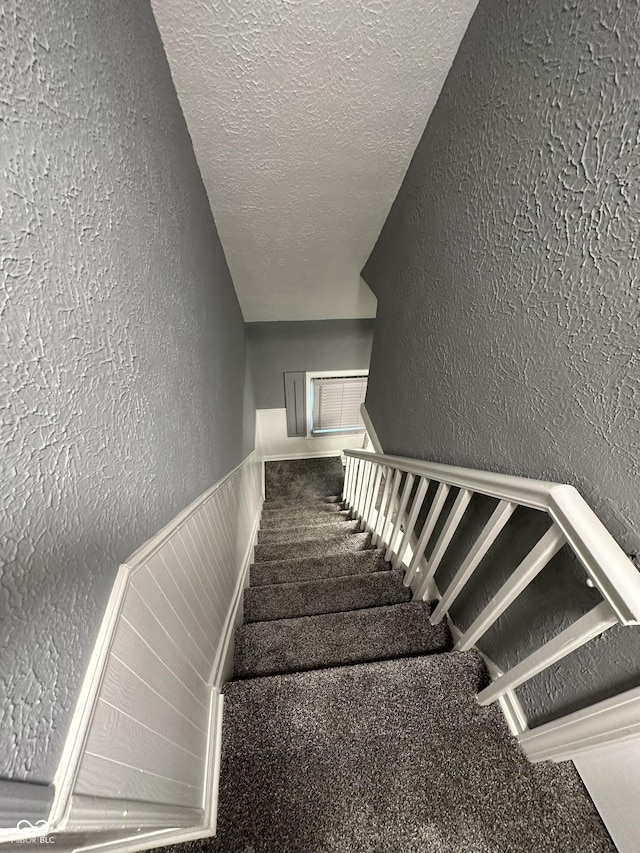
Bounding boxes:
[71,452,262,824]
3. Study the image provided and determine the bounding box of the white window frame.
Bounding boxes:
[305,369,369,439]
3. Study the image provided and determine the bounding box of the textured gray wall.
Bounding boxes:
[1,0,254,782]
[247,320,375,408]
[363,0,640,723]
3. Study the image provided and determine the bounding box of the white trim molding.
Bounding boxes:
[262,450,343,462]
[359,403,383,453]
[51,567,131,829]
[518,685,640,763]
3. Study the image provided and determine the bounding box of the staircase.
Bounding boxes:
[163,457,614,853]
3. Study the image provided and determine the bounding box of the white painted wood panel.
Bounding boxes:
[159,540,221,644]
[75,754,201,811]
[101,657,207,748]
[129,577,212,682]
[73,452,262,816]
[141,558,218,670]
[118,603,207,703]
[110,625,209,728]
[87,702,205,789]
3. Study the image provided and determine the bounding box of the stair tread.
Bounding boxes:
[250,548,390,586]
[262,496,343,512]
[234,601,451,678]
[257,519,360,544]
[216,652,611,853]
[260,509,351,530]
[243,569,411,623]
[253,531,372,564]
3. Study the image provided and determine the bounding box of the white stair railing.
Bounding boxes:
[342,448,640,761]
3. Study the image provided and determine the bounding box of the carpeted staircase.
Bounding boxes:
[162,457,615,853]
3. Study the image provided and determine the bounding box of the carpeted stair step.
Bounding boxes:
[233,600,451,678]
[250,548,390,587]
[253,531,372,564]
[243,570,411,623]
[260,508,351,530]
[213,652,613,853]
[257,518,361,544]
[262,496,344,514]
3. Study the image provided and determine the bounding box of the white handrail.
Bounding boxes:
[343,446,640,763]
[343,449,640,624]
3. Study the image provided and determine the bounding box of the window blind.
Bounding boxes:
[310,375,368,435]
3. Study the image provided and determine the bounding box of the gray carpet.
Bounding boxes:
[152,456,614,853]
[250,548,390,586]
[261,496,343,514]
[260,508,351,529]
[264,457,345,502]
[234,601,451,678]
[254,530,372,563]
[160,653,614,853]
[257,518,361,544]
[243,570,411,623]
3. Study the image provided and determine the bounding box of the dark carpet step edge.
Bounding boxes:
[224,649,489,700]
[250,548,390,586]
[233,600,451,679]
[257,519,361,544]
[253,531,373,564]
[260,509,352,530]
[262,496,344,511]
[243,569,412,623]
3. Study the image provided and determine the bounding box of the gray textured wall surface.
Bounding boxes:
[247,320,375,408]
[363,0,640,723]
[1,0,253,782]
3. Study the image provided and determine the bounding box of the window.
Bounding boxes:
[305,370,368,437]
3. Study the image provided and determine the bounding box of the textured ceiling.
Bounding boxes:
[150,0,478,321]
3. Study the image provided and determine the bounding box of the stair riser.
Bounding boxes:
[243,570,411,623]
[257,520,361,544]
[250,549,390,587]
[260,510,351,530]
[261,498,344,515]
[234,601,451,679]
[253,532,372,564]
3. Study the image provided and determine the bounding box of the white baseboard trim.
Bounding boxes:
[68,797,202,831]
[261,450,343,461]
[517,683,640,763]
[210,498,263,689]
[76,825,216,853]
[207,693,225,835]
